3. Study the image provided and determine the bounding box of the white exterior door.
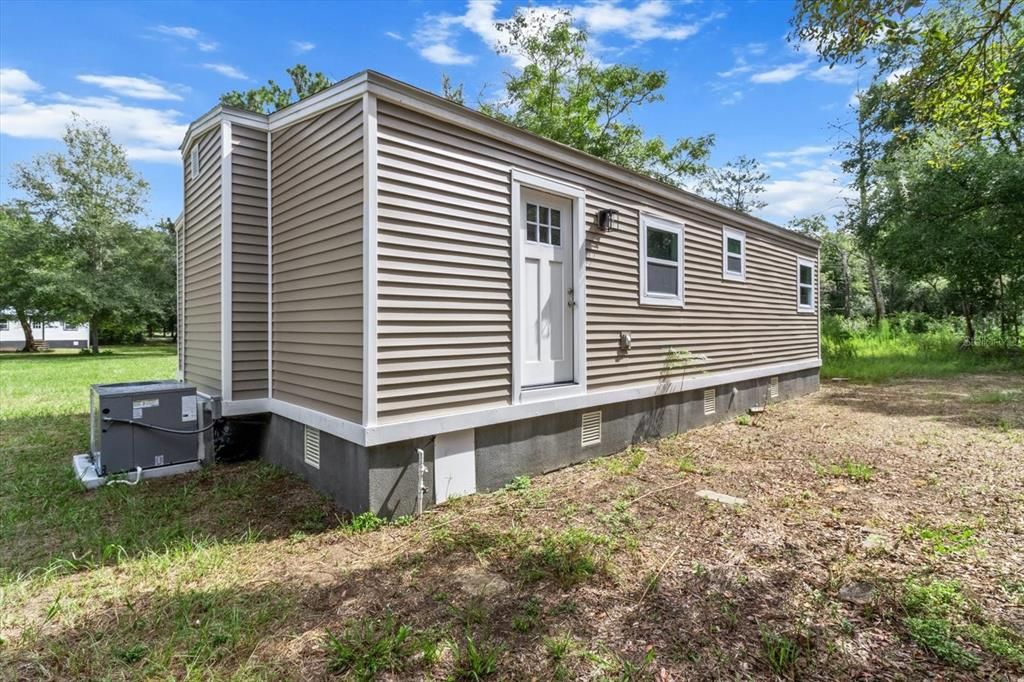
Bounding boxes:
[520,188,574,387]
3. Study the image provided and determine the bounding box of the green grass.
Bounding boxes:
[905,522,980,555]
[821,316,1022,382]
[817,459,875,483]
[324,613,436,680]
[0,343,334,581]
[899,578,1024,670]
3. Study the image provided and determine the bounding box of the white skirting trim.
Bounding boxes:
[220,358,821,448]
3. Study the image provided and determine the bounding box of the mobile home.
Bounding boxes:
[0,314,90,350]
[177,70,820,515]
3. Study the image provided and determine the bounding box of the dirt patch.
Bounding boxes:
[4,373,1023,680]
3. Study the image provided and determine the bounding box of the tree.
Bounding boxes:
[697,156,769,214]
[12,117,150,352]
[221,64,333,114]
[872,133,1024,345]
[469,9,714,185]
[0,204,66,351]
[790,0,1023,146]
[788,214,867,318]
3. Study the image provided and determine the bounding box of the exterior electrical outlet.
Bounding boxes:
[90,382,200,476]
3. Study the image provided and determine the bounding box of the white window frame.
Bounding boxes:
[190,145,200,181]
[722,226,746,282]
[0,319,8,331]
[639,213,684,308]
[797,256,816,313]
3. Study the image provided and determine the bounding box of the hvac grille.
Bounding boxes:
[581,411,602,447]
[303,425,321,469]
[769,376,780,399]
[703,388,716,415]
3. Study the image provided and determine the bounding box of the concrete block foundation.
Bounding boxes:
[257,368,819,517]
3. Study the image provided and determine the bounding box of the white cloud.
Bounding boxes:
[385,31,403,40]
[885,66,910,84]
[153,24,218,51]
[573,0,703,41]
[750,62,807,84]
[291,40,316,53]
[76,75,183,101]
[411,0,716,68]
[765,145,832,159]
[808,63,860,85]
[720,90,743,106]
[0,69,186,164]
[420,43,476,65]
[759,161,852,223]
[746,42,768,56]
[202,63,248,80]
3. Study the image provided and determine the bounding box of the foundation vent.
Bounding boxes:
[703,388,716,415]
[581,410,602,447]
[303,425,321,469]
[769,376,780,399]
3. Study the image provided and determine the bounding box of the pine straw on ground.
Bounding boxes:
[3,373,1022,680]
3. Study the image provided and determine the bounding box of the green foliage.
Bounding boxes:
[452,634,502,680]
[520,528,611,586]
[348,511,385,534]
[0,204,66,349]
[759,626,801,676]
[821,314,1022,381]
[221,64,332,114]
[9,117,165,352]
[600,446,646,475]
[735,414,752,426]
[790,0,1023,143]
[821,459,875,483]
[468,9,713,185]
[504,475,532,492]
[906,522,980,555]
[323,613,420,680]
[900,577,1024,670]
[697,155,769,213]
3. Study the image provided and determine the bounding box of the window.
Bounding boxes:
[0,320,8,331]
[639,214,684,307]
[525,201,562,246]
[31,319,41,330]
[797,257,816,312]
[190,145,200,181]
[63,322,78,331]
[722,227,746,281]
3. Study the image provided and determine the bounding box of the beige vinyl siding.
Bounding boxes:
[374,99,818,421]
[182,127,222,395]
[231,125,268,399]
[271,101,363,421]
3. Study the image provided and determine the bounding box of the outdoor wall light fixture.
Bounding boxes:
[598,208,619,231]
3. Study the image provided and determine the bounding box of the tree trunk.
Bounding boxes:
[89,315,100,353]
[16,309,35,352]
[840,249,852,318]
[866,252,886,326]
[962,301,976,348]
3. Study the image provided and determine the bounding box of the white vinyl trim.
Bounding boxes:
[722,226,746,282]
[510,168,587,405]
[219,120,233,400]
[639,213,685,307]
[221,357,821,447]
[797,255,816,313]
[266,129,273,398]
[362,92,379,426]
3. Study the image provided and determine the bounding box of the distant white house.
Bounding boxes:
[0,314,90,349]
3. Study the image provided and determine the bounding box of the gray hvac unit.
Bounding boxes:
[88,381,201,477]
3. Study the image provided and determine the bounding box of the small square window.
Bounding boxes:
[722,227,746,281]
[0,320,8,331]
[524,201,563,247]
[31,320,41,330]
[797,257,816,312]
[639,214,684,307]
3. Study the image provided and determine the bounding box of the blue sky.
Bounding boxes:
[0,0,865,225]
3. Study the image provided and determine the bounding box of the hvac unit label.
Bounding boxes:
[132,398,159,419]
[181,395,197,422]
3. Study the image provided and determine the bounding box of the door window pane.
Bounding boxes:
[527,203,537,222]
[527,223,537,242]
[551,228,561,246]
[540,225,549,243]
[551,209,561,227]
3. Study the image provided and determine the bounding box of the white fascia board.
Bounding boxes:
[269,72,369,130]
[219,119,233,400]
[221,357,821,448]
[181,108,268,155]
